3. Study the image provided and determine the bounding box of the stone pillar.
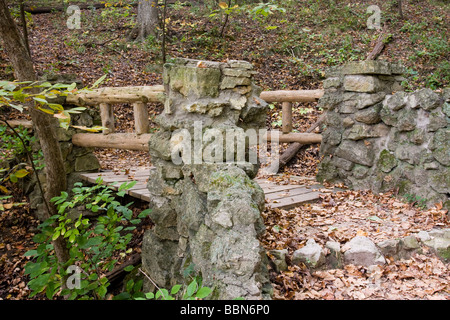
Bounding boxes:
[141,58,272,299]
[317,60,449,210]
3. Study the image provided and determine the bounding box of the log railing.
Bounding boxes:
[66,85,165,136]
[7,86,324,150]
[260,89,324,142]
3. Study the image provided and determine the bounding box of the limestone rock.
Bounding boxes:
[343,75,382,93]
[396,108,417,132]
[335,140,375,166]
[74,153,100,172]
[356,92,387,109]
[429,167,450,194]
[269,249,288,272]
[377,149,397,173]
[354,103,382,124]
[344,123,389,141]
[377,239,401,259]
[220,76,251,89]
[323,77,341,89]
[292,239,325,269]
[384,91,407,111]
[325,241,343,269]
[167,64,221,98]
[342,236,386,267]
[428,110,447,132]
[409,88,441,111]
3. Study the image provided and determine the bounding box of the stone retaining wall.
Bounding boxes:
[316,61,449,210]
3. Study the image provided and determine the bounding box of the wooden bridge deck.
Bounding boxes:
[79,168,335,210]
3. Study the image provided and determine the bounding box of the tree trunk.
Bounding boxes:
[0,0,70,264]
[128,0,159,41]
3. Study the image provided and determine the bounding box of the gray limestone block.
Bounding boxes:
[396,108,417,132]
[354,103,382,124]
[343,75,383,93]
[74,153,100,172]
[408,88,441,111]
[292,239,326,269]
[342,236,386,267]
[377,149,398,173]
[325,241,343,269]
[384,91,407,111]
[377,239,401,259]
[269,249,288,272]
[335,140,375,166]
[323,77,341,89]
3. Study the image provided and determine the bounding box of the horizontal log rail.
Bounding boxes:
[260,89,324,135]
[265,132,322,144]
[259,89,324,103]
[66,85,166,106]
[72,133,152,151]
[70,132,321,151]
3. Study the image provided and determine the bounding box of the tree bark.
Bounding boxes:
[0,0,69,264]
[128,0,160,41]
[366,26,392,61]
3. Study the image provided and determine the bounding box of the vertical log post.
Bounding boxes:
[282,101,293,134]
[133,102,149,135]
[99,103,114,135]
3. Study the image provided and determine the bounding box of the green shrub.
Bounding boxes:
[24,178,150,299]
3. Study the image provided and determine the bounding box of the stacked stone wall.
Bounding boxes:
[141,58,272,299]
[317,61,449,210]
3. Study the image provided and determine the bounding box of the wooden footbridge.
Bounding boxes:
[78,168,333,210]
[11,82,332,210]
[69,83,330,210]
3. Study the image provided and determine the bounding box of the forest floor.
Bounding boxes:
[0,0,449,300]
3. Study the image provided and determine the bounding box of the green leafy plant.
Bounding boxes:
[0,124,43,194]
[209,1,241,38]
[0,76,106,131]
[247,1,286,31]
[404,193,428,210]
[113,263,213,301]
[248,2,286,23]
[24,178,150,299]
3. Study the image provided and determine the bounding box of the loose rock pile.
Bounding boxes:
[270,228,450,272]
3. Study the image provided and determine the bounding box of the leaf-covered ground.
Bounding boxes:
[1,0,449,300]
[262,188,449,300]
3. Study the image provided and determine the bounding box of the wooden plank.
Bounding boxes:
[79,170,330,208]
[260,89,324,103]
[129,188,151,202]
[264,132,322,144]
[260,183,308,194]
[265,185,322,201]
[267,191,322,210]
